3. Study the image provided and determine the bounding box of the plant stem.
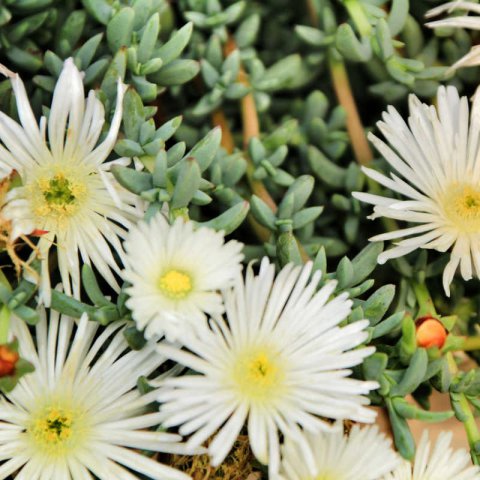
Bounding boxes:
[447,352,480,464]
[412,281,437,317]
[215,36,310,261]
[456,336,480,352]
[211,109,235,153]
[328,53,373,166]
[0,305,10,345]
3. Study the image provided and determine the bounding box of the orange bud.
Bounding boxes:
[0,345,19,377]
[416,317,447,349]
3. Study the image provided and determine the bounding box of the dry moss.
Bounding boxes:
[169,434,262,480]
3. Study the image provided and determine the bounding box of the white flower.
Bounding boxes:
[0,309,194,480]
[156,258,378,476]
[383,430,480,480]
[275,423,400,480]
[425,2,480,69]
[353,86,480,296]
[0,58,141,305]
[123,213,244,342]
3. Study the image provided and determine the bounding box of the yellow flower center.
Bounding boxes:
[233,348,285,402]
[443,183,480,233]
[27,168,88,225]
[158,269,193,299]
[28,403,88,457]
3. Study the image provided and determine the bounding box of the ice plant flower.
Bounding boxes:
[425,2,480,70]
[383,430,480,480]
[0,309,194,480]
[156,259,379,476]
[275,423,400,480]
[353,86,480,295]
[123,212,244,342]
[0,58,140,305]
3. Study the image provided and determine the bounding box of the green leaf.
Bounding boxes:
[295,25,327,47]
[250,195,276,231]
[255,55,302,91]
[157,22,193,65]
[111,165,153,195]
[122,89,144,141]
[81,264,112,307]
[171,158,201,209]
[388,0,409,36]
[150,59,199,86]
[82,0,112,24]
[391,348,428,397]
[386,398,415,460]
[138,13,160,64]
[363,284,395,326]
[392,397,453,422]
[100,48,127,101]
[57,10,87,56]
[292,206,323,230]
[336,257,354,290]
[235,14,260,48]
[76,33,103,69]
[277,231,302,267]
[200,201,249,234]
[335,23,372,62]
[123,325,147,350]
[307,146,346,188]
[114,139,144,157]
[185,127,221,171]
[375,19,394,60]
[106,7,134,52]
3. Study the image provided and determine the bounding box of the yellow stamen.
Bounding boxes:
[443,183,480,233]
[27,167,88,225]
[233,348,285,401]
[159,269,193,299]
[28,403,88,457]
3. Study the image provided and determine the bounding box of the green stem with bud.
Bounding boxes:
[412,281,437,317]
[0,306,10,345]
[447,352,480,465]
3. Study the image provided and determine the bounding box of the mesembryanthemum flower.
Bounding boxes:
[156,258,378,476]
[0,58,141,305]
[0,309,194,480]
[426,2,480,70]
[354,86,480,295]
[275,423,400,480]
[383,430,480,480]
[123,212,244,342]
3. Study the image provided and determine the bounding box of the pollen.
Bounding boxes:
[159,269,193,299]
[28,403,87,457]
[233,348,285,402]
[28,168,88,224]
[444,183,480,232]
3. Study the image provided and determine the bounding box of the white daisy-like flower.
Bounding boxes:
[383,430,480,480]
[122,212,244,342]
[156,258,379,476]
[353,86,480,295]
[0,58,141,305]
[0,309,195,480]
[275,423,400,480]
[425,2,480,69]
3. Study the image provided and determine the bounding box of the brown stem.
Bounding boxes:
[328,55,373,166]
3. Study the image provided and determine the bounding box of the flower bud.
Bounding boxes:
[0,345,19,376]
[416,316,447,349]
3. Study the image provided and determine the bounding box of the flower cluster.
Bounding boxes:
[1,1,480,479]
